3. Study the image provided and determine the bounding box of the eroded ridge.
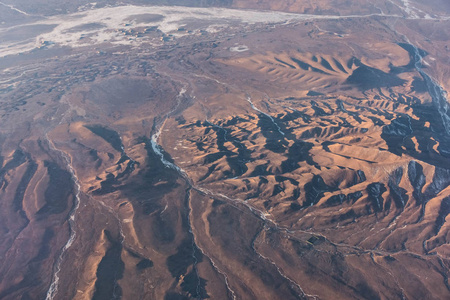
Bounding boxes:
[0,1,449,299]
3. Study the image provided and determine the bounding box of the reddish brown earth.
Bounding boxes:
[0,1,449,299]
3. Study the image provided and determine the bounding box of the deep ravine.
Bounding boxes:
[44,135,81,300]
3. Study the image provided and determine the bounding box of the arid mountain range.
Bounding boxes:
[0,1,449,299]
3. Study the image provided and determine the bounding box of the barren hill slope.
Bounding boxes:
[0,1,449,299]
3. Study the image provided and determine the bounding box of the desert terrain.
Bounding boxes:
[0,1,449,299]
